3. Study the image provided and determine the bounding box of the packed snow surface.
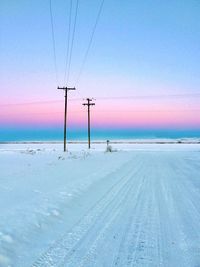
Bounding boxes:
[0,143,200,267]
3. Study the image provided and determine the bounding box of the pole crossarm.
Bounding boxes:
[82,98,95,106]
[57,86,76,91]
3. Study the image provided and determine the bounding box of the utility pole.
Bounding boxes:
[58,86,76,152]
[83,98,95,149]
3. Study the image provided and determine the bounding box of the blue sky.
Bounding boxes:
[0,0,200,140]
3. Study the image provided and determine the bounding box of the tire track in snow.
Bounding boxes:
[111,175,147,266]
[154,153,199,267]
[31,156,142,267]
[65,160,145,267]
[113,156,155,267]
[166,155,200,266]
[75,155,160,267]
[30,152,200,267]
[62,170,143,267]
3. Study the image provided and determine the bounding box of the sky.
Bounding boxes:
[0,0,200,141]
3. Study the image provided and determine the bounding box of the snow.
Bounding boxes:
[0,142,200,267]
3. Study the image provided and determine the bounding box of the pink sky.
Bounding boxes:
[1,98,199,129]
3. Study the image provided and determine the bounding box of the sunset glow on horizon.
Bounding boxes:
[1,96,200,141]
[1,1,200,140]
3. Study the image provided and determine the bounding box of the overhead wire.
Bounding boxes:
[66,0,80,85]
[2,109,200,118]
[49,0,59,85]
[0,99,81,107]
[92,93,200,100]
[1,93,200,107]
[49,0,104,87]
[63,0,73,85]
[75,0,105,84]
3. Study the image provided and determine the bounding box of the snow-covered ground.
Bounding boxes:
[0,142,200,267]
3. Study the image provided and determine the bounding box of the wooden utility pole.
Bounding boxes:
[83,98,95,149]
[58,86,76,152]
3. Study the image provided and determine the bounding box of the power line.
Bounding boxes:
[0,100,64,107]
[66,0,79,84]
[63,0,73,84]
[2,109,200,117]
[0,99,82,107]
[49,0,59,85]
[76,0,105,84]
[94,93,200,100]
[1,93,200,107]
[2,93,197,108]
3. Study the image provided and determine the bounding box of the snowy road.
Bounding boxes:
[0,144,200,266]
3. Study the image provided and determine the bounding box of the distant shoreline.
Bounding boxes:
[1,140,200,145]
